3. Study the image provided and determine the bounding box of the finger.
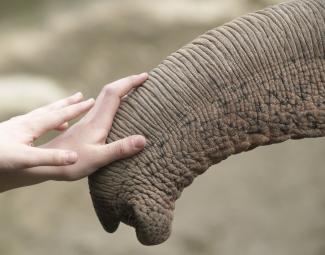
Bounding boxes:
[108,73,148,97]
[18,147,78,169]
[95,135,146,166]
[26,98,95,137]
[84,73,148,131]
[28,92,84,116]
[121,88,135,101]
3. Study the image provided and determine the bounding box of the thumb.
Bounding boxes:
[21,147,78,168]
[97,135,146,166]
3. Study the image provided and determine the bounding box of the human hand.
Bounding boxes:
[0,73,148,192]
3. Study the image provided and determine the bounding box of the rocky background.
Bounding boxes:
[1,0,325,254]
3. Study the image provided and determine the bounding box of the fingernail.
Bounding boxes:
[73,92,83,98]
[65,151,78,164]
[134,136,146,149]
[86,98,95,104]
[138,72,148,78]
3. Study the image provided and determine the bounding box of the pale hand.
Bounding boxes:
[0,73,148,192]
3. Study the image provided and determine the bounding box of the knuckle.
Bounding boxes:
[52,151,66,165]
[58,108,70,122]
[65,97,75,104]
[21,157,35,168]
[103,84,117,96]
[115,141,129,156]
[10,117,38,136]
[24,124,38,136]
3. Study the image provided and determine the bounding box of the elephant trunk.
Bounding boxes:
[167,0,325,174]
[89,0,325,245]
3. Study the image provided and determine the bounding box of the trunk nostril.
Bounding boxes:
[120,204,138,227]
[122,211,137,227]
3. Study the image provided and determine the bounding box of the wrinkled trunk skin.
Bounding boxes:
[89,0,325,245]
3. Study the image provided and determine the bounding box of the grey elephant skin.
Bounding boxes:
[88,0,325,246]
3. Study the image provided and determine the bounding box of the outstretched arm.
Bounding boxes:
[0,73,148,192]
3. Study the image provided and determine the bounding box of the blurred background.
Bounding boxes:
[1,0,325,254]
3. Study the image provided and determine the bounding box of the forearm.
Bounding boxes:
[0,171,47,193]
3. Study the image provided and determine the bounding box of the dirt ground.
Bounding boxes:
[1,1,325,254]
